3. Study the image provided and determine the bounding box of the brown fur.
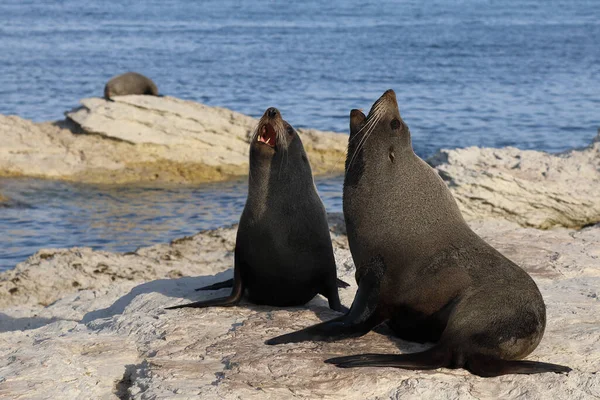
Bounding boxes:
[104,72,158,99]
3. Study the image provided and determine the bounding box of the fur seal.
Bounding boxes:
[167,107,348,311]
[104,72,159,99]
[266,90,571,377]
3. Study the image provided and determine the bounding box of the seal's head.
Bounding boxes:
[247,107,314,205]
[250,107,304,164]
[345,89,412,180]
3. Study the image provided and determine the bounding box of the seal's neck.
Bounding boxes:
[246,161,272,211]
[245,154,315,220]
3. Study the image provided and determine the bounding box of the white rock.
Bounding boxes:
[1,218,598,399]
[429,135,600,229]
[0,96,347,184]
[1,97,598,227]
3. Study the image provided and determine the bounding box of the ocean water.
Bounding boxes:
[1,0,599,154]
[1,0,599,270]
[0,176,344,271]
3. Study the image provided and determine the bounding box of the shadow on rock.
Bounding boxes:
[81,269,339,324]
[0,312,65,333]
[81,270,232,323]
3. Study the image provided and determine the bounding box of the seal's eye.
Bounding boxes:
[286,126,294,135]
[390,119,401,130]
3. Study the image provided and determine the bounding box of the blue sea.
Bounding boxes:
[1,0,599,270]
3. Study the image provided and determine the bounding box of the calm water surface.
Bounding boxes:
[0,176,344,271]
[1,0,599,270]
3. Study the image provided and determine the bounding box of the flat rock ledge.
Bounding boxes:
[1,216,598,399]
[1,97,598,228]
[430,133,600,229]
[0,96,347,184]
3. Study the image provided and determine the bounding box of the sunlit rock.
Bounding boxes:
[0,218,598,399]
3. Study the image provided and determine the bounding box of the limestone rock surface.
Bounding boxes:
[0,96,347,184]
[429,134,600,229]
[1,217,598,399]
[2,96,598,229]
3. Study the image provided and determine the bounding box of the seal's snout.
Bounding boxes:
[267,107,279,119]
[256,107,282,148]
[382,89,397,102]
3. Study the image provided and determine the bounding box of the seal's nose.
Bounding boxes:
[267,107,278,118]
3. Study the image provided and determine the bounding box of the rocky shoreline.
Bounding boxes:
[0,214,598,399]
[1,96,598,229]
[0,96,347,184]
[1,99,599,398]
[428,134,600,229]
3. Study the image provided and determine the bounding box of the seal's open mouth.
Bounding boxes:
[258,123,277,148]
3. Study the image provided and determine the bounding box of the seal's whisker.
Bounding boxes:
[347,107,380,144]
[325,115,372,175]
[347,111,382,171]
[354,111,382,158]
[347,118,375,169]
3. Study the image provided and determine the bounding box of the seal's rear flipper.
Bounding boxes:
[326,346,448,370]
[465,354,572,377]
[167,266,243,310]
[165,293,241,309]
[266,256,386,345]
[326,350,572,377]
[336,278,350,288]
[195,278,233,291]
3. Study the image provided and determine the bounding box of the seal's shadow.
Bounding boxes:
[0,312,69,333]
[80,272,429,355]
[81,270,337,324]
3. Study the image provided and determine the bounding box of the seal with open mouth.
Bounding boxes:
[265,91,571,377]
[167,107,348,311]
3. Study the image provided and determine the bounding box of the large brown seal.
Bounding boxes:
[167,107,348,311]
[266,90,571,377]
[104,72,159,99]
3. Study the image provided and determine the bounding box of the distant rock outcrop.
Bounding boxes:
[429,134,600,229]
[0,96,347,184]
[0,217,598,399]
[1,97,598,228]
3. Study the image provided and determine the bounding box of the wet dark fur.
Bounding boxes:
[266,91,571,377]
[166,108,347,312]
[104,72,159,99]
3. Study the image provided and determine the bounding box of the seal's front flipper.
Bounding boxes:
[266,256,386,345]
[195,278,233,291]
[322,285,349,313]
[166,265,243,310]
[336,278,350,288]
